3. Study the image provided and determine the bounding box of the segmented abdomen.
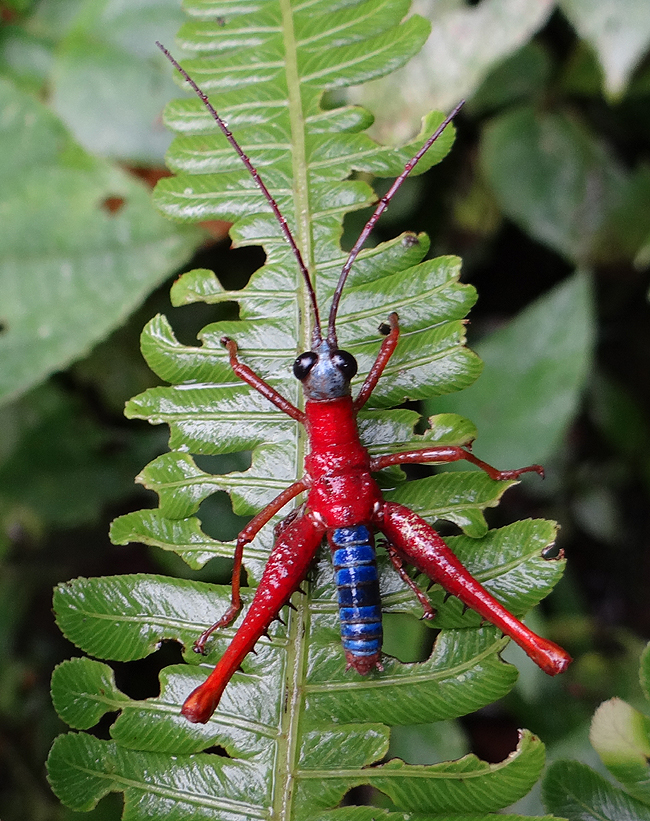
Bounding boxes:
[329,525,383,674]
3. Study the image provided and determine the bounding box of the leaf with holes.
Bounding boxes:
[48,1,568,818]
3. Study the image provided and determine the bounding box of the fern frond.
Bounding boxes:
[48,2,567,818]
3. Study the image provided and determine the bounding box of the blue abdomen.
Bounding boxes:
[329,525,382,673]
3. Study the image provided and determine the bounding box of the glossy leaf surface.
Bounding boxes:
[49,1,567,817]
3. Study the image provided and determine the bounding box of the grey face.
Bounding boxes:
[293,340,358,401]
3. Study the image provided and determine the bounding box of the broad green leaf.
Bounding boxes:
[0,76,201,405]
[594,164,650,265]
[0,25,55,92]
[0,382,160,529]
[590,697,650,804]
[543,759,650,821]
[50,0,187,162]
[429,273,595,469]
[348,0,554,141]
[471,42,552,115]
[18,0,86,39]
[50,1,568,817]
[559,0,650,99]
[544,644,650,820]
[480,106,625,265]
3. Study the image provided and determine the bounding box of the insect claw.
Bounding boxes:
[426,581,435,592]
[297,586,307,595]
[287,602,298,612]
[461,604,469,616]
[443,591,453,603]
[275,614,286,625]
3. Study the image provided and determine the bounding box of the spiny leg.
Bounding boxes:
[194,477,309,654]
[183,511,327,723]
[376,501,571,676]
[384,541,436,620]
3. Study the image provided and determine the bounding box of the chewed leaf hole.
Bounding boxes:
[382,612,435,663]
[113,640,184,700]
[198,491,252,542]
[339,784,378,807]
[202,744,231,758]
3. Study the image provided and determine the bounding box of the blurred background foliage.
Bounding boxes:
[1,0,650,818]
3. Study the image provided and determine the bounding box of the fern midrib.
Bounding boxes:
[274,3,313,821]
[280,0,314,354]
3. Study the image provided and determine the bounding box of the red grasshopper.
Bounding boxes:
[157,44,571,725]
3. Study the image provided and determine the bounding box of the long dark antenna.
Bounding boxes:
[326,100,465,348]
[156,42,323,345]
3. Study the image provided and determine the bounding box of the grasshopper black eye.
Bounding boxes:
[332,350,357,380]
[293,351,318,380]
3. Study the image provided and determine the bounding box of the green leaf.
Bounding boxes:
[48,730,546,818]
[480,106,625,265]
[359,731,545,813]
[558,0,650,99]
[50,0,188,162]
[0,382,157,528]
[543,759,650,821]
[589,697,650,804]
[307,813,560,821]
[471,42,552,115]
[543,644,650,820]
[49,1,568,817]
[640,643,650,702]
[347,0,554,141]
[429,272,595,469]
[594,164,650,265]
[51,658,131,729]
[0,77,201,405]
